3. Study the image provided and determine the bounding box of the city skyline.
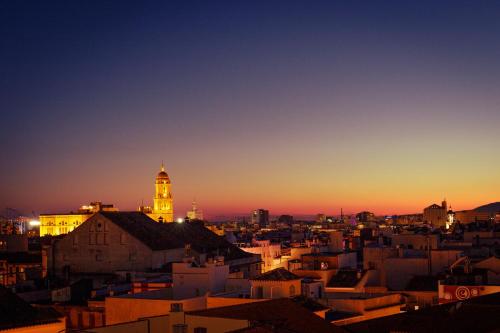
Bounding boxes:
[2,2,500,332]
[3,162,496,220]
[2,1,500,218]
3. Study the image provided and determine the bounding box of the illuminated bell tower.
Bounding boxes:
[150,163,173,222]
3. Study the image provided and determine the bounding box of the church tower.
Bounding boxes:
[149,163,173,222]
[441,198,448,211]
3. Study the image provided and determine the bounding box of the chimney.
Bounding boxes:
[398,246,404,258]
[172,325,187,333]
[171,303,183,312]
[215,256,224,266]
[170,303,186,331]
[184,244,191,257]
[182,256,194,264]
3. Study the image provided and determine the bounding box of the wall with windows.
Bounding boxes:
[172,262,229,299]
[250,278,301,299]
[40,213,92,236]
[52,214,153,276]
[77,313,246,333]
[105,294,206,325]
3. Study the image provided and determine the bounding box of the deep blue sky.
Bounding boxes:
[1,1,500,217]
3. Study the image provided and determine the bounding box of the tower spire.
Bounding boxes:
[151,163,173,222]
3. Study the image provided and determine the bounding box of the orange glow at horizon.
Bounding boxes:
[2,1,500,221]
[6,155,498,220]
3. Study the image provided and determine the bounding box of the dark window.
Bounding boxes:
[194,328,207,333]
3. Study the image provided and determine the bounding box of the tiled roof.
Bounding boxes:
[189,298,346,333]
[227,325,276,333]
[346,292,500,333]
[251,268,300,281]
[227,325,287,333]
[0,287,61,330]
[302,252,344,257]
[327,270,364,288]
[291,295,329,312]
[99,212,253,261]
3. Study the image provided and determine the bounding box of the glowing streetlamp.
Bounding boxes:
[29,220,40,227]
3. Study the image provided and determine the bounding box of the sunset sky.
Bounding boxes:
[1,1,500,219]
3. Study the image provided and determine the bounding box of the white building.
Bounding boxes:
[172,259,229,299]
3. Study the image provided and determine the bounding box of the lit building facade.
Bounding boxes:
[251,209,269,228]
[423,200,450,228]
[39,202,117,236]
[144,164,174,223]
[238,239,282,273]
[186,201,203,220]
[454,209,493,224]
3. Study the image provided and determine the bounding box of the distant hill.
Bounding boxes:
[474,202,500,213]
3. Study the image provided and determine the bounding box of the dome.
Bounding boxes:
[156,164,170,182]
[157,171,170,179]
